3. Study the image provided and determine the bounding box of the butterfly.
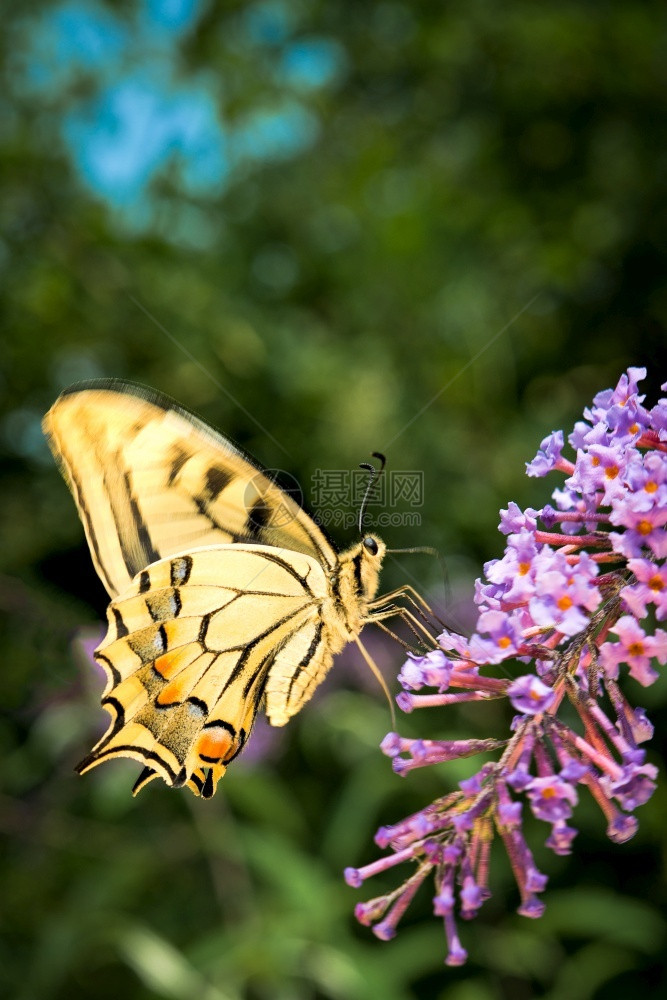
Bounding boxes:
[43,379,426,798]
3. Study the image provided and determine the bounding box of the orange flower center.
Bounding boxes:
[627,641,645,656]
[592,456,601,467]
[498,636,511,649]
[649,574,664,592]
[638,519,652,536]
[541,786,556,799]
[519,561,530,575]
[557,595,573,611]
[605,465,619,480]
[645,480,658,494]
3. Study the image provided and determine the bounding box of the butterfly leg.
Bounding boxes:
[373,619,425,655]
[370,584,444,647]
[353,635,396,729]
[370,585,446,629]
[369,604,441,650]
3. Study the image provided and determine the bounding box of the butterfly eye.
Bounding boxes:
[363,536,379,556]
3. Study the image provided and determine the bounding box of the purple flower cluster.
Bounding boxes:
[345,368,667,966]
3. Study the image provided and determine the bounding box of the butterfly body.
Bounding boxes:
[43,381,386,797]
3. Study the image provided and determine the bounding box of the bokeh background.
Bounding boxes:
[2,2,666,998]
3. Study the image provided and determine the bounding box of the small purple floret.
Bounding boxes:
[507,675,556,714]
[344,867,363,888]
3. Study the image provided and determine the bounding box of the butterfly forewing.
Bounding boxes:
[43,380,337,597]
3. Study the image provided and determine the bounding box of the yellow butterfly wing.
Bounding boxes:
[42,380,385,797]
[42,379,338,598]
[78,546,341,797]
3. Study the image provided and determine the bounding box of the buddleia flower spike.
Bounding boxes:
[346,367,667,966]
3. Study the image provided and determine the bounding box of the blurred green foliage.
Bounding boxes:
[1,1,666,998]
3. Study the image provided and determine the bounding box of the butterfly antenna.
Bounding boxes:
[358,452,386,535]
[386,545,439,557]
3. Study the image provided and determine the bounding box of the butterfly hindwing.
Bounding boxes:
[78,545,336,797]
[43,379,338,598]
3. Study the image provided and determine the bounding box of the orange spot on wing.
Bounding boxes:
[154,646,194,679]
[157,678,189,705]
[197,727,235,762]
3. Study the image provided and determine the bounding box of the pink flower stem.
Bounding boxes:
[534,531,610,548]
[558,726,623,780]
[405,691,501,709]
[449,674,510,694]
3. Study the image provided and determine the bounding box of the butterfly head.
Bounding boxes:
[360,533,386,597]
[338,532,386,611]
[362,534,380,556]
